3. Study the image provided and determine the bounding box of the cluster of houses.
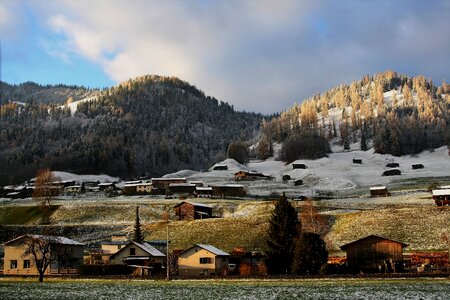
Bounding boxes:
[4,232,446,278]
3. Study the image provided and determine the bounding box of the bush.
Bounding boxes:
[281,134,330,162]
[79,264,133,276]
[227,141,249,165]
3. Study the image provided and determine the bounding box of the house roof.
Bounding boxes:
[370,186,387,190]
[340,235,408,250]
[110,241,165,258]
[173,201,213,209]
[4,234,84,246]
[196,187,213,191]
[179,244,229,257]
[432,189,450,196]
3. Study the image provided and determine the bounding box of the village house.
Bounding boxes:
[340,235,407,273]
[195,186,213,198]
[178,244,230,276]
[98,182,116,192]
[109,241,165,275]
[353,159,362,164]
[234,170,272,181]
[151,178,187,191]
[64,185,82,195]
[168,183,196,195]
[292,163,307,169]
[370,186,389,197]
[100,235,129,264]
[211,165,228,171]
[173,201,213,220]
[210,184,246,198]
[3,235,84,275]
[432,189,450,206]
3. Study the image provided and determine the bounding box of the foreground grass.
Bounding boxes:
[0,205,59,225]
[0,277,448,300]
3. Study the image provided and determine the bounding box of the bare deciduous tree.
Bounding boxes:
[32,168,59,224]
[300,198,327,236]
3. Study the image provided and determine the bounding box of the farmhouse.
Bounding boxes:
[3,235,84,275]
[122,182,153,195]
[174,201,213,220]
[109,241,165,272]
[370,186,388,197]
[169,183,196,195]
[178,244,230,276]
[151,178,187,190]
[234,171,271,181]
[382,169,401,176]
[100,235,129,263]
[98,182,116,191]
[210,184,246,198]
[212,165,228,171]
[340,235,407,273]
[412,164,424,169]
[64,185,82,194]
[353,159,362,164]
[432,189,450,206]
[195,186,213,198]
[386,162,399,168]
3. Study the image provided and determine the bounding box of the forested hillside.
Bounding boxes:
[0,75,262,185]
[259,71,450,161]
[0,81,98,105]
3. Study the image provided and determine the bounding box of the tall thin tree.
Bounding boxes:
[133,206,144,243]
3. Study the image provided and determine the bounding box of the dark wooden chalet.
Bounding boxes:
[412,164,424,169]
[340,235,407,273]
[353,159,362,164]
[234,171,271,181]
[174,201,213,220]
[386,162,399,168]
[370,186,388,197]
[169,183,196,195]
[432,189,450,206]
[195,187,213,198]
[151,178,187,190]
[382,169,401,176]
[210,184,246,198]
[212,165,228,171]
[292,163,307,169]
[294,179,303,186]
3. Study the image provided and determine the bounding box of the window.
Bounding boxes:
[199,257,212,264]
[130,247,136,255]
[23,260,31,269]
[10,260,18,269]
[118,245,122,250]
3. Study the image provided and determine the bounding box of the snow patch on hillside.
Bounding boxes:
[51,171,119,183]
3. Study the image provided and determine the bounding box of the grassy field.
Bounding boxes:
[0,278,448,299]
[0,205,59,225]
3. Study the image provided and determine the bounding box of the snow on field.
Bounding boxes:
[172,146,450,197]
[60,96,98,115]
[52,171,119,183]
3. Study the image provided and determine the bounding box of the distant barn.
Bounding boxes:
[210,184,246,198]
[412,164,424,170]
[212,165,228,171]
[294,179,303,186]
[386,163,399,168]
[282,175,291,182]
[340,235,407,273]
[174,201,213,220]
[370,186,388,197]
[152,178,187,190]
[292,163,307,169]
[169,183,196,195]
[234,171,271,181]
[353,159,362,164]
[382,169,401,176]
[432,189,450,206]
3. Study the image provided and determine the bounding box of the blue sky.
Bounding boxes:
[1,0,449,113]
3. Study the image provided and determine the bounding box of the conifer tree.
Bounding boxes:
[133,206,144,243]
[266,193,299,274]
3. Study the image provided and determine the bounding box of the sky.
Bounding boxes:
[0,0,449,114]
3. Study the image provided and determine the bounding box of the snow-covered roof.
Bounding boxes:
[169,183,195,187]
[137,242,165,257]
[152,178,186,181]
[432,189,450,196]
[65,185,81,189]
[439,185,450,189]
[370,186,387,190]
[196,187,213,191]
[4,235,84,246]
[196,244,229,256]
[210,184,245,188]
[98,182,115,186]
[174,201,212,208]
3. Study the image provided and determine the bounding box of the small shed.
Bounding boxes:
[210,184,246,198]
[370,186,388,197]
[294,179,303,186]
[292,163,307,169]
[174,201,213,220]
[412,164,424,170]
[169,183,196,195]
[234,171,271,181]
[340,235,407,273]
[382,169,401,176]
[432,189,450,206]
[212,165,228,171]
[353,159,362,164]
[151,178,187,190]
[386,163,399,168]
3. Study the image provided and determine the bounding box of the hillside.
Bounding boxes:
[258,71,450,161]
[0,75,263,185]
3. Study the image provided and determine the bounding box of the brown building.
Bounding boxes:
[370,186,388,197]
[174,201,213,220]
[3,235,84,275]
[178,244,230,276]
[292,163,307,169]
[151,178,187,190]
[234,171,271,181]
[340,235,407,273]
[169,183,196,195]
[210,184,246,198]
[432,189,450,206]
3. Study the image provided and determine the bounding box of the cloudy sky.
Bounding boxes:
[1,0,449,114]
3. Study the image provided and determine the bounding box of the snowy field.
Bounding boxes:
[0,278,448,300]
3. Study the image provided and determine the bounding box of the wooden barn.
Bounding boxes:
[292,163,307,169]
[382,169,401,176]
[168,183,196,195]
[353,159,362,164]
[386,163,399,168]
[151,178,187,190]
[210,184,246,198]
[432,189,450,206]
[412,164,424,169]
[234,171,271,181]
[370,186,388,197]
[212,165,228,171]
[340,235,407,273]
[174,201,213,220]
[195,187,213,198]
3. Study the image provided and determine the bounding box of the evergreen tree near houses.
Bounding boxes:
[292,232,328,275]
[133,206,144,243]
[266,193,300,274]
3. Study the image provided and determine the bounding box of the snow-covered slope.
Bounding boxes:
[61,96,98,115]
[51,171,119,183]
